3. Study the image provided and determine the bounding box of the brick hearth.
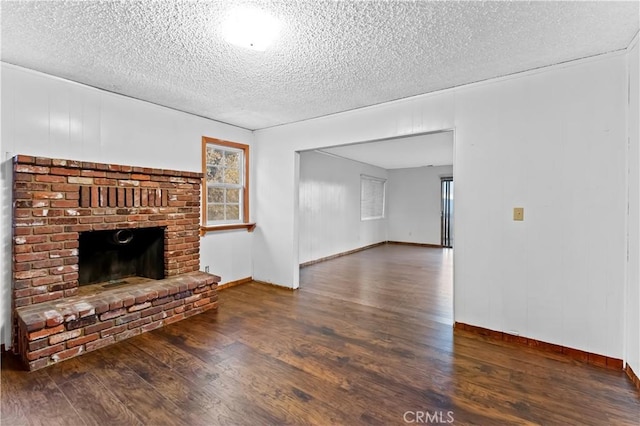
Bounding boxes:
[16,272,218,370]
[11,155,219,370]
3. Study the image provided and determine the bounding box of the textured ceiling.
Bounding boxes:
[1,1,638,130]
[320,131,453,170]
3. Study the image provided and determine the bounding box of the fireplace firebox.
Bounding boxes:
[79,227,165,286]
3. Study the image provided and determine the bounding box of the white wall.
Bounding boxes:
[298,151,387,264]
[254,52,629,359]
[625,35,639,374]
[1,63,254,348]
[387,165,453,245]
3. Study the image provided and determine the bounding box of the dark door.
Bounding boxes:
[441,178,454,248]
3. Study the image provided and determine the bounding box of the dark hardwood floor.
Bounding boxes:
[2,244,639,425]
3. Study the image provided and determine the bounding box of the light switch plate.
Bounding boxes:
[513,207,524,221]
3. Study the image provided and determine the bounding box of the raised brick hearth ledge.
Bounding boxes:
[16,271,219,371]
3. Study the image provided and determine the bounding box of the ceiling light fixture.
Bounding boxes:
[220,7,281,51]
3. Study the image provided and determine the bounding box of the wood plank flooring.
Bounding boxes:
[2,244,639,425]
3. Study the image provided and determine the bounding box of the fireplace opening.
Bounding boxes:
[78,227,165,286]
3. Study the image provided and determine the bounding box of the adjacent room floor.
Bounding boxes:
[2,244,639,425]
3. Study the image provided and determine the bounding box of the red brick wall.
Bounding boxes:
[12,155,203,310]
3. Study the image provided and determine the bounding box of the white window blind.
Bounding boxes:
[361,175,386,220]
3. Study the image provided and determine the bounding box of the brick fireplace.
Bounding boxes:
[11,155,219,370]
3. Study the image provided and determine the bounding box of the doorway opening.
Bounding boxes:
[295,129,456,293]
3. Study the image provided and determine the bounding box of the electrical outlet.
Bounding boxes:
[513,207,524,221]
[204,266,209,273]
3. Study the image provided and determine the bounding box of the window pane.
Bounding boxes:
[226,188,240,203]
[208,187,224,203]
[225,151,239,169]
[206,166,223,183]
[224,167,240,184]
[226,204,240,221]
[206,148,224,166]
[208,204,225,221]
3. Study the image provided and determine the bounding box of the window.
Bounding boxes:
[361,175,386,220]
[201,137,254,233]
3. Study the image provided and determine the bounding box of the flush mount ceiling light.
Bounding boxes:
[220,6,281,51]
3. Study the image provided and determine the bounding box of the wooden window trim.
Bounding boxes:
[201,137,252,234]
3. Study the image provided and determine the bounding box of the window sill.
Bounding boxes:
[200,223,256,235]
